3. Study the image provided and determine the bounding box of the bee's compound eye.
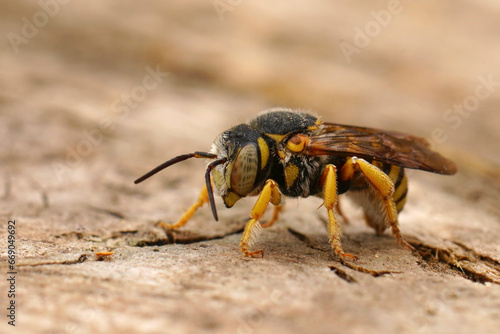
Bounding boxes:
[230,144,259,196]
[286,134,309,153]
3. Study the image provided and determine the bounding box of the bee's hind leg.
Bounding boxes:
[156,185,209,230]
[340,157,414,252]
[240,180,281,257]
[335,197,350,224]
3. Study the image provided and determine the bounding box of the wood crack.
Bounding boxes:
[127,223,246,247]
[17,254,88,267]
[408,239,500,285]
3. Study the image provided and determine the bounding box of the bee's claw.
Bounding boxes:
[243,249,264,258]
[400,239,415,252]
[338,251,358,261]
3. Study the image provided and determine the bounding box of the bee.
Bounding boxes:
[135,108,457,260]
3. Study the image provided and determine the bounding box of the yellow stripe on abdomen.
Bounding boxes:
[392,168,408,213]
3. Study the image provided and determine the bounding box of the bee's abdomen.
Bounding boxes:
[392,166,408,213]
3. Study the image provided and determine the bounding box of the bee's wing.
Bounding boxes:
[305,123,457,175]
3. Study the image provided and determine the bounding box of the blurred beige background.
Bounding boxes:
[1,1,500,334]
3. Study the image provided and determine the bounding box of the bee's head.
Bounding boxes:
[210,124,269,208]
[134,123,269,222]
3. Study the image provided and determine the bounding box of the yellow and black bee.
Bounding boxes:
[135,108,457,260]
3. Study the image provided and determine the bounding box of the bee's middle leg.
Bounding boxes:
[260,205,284,228]
[240,179,281,257]
[321,164,357,260]
[335,197,349,224]
[156,185,209,230]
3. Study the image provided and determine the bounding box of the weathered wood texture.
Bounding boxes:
[1,1,500,333]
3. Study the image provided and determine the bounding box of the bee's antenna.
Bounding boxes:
[205,158,227,222]
[134,152,217,184]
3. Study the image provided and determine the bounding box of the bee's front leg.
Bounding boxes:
[321,164,358,261]
[240,180,281,257]
[156,185,209,230]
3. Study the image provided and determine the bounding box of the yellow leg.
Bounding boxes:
[340,157,414,251]
[240,180,281,257]
[260,205,284,228]
[156,185,209,230]
[322,165,357,260]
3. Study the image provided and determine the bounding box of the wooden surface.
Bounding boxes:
[1,1,500,333]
